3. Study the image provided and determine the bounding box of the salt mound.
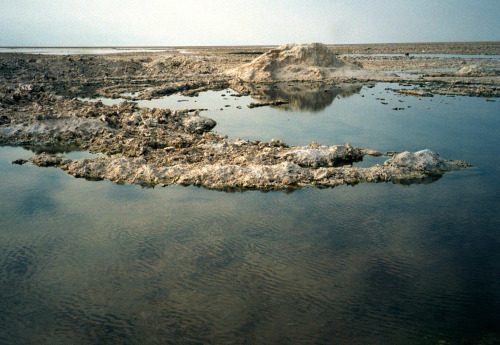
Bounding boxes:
[226,43,377,81]
[456,65,486,77]
[384,150,452,173]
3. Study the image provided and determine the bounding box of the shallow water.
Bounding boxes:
[344,53,500,60]
[2,84,500,345]
[0,47,175,55]
[84,82,498,153]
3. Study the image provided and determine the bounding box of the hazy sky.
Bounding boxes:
[1,0,499,46]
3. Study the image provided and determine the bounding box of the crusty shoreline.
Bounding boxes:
[2,42,495,190]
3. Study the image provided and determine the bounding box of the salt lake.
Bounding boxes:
[1,82,499,344]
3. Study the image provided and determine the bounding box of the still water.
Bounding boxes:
[1,83,500,345]
[343,53,500,60]
[0,47,175,55]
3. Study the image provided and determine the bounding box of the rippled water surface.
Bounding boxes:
[1,84,500,345]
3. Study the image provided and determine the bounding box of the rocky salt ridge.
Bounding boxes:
[0,86,472,191]
[28,149,470,191]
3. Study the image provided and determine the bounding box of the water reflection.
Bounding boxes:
[235,82,363,112]
[1,145,499,345]
[1,85,500,344]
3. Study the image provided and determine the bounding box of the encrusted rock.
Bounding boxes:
[29,153,67,167]
[281,144,362,167]
[23,147,471,191]
[182,112,217,134]
[384,149,468,173]
[0,118,109,144]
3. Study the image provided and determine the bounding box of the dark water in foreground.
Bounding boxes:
[1,84,500,345]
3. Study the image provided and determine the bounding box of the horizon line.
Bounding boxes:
[1,40,499,49]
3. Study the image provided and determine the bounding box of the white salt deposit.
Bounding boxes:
[226,43,381,81]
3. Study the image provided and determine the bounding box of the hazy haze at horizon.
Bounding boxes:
[1,0,499,46]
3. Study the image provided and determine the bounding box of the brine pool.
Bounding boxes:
[1,83,499,345]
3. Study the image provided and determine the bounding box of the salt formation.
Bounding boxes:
[226,43,378,81]
[456,65,486,77]
[27,148,470,191]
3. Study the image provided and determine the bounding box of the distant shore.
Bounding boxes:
[1,41,500,55]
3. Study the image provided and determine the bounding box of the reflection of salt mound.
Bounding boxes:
[227,43,375,81]
[232,82,363,112]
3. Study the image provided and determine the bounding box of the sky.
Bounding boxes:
[1,0,499,46]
